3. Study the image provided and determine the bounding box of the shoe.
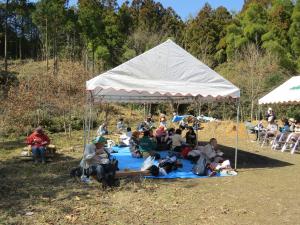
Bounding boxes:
[81,176,91,184]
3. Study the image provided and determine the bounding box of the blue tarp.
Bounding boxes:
[111,146,236,179]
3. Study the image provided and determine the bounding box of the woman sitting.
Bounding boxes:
[139,130,157,156]
[155,126,167,143]
[171,129,185,152]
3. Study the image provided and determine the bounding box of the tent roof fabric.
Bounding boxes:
[86,39,240,103]
[259,76,300,105]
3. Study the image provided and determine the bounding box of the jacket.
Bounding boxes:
[26,132,50,148]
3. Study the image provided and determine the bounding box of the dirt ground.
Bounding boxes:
[1,122,300,225]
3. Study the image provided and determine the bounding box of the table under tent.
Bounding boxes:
[84,39,241,177]
[258,76,300,153]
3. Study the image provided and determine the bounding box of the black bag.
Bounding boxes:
[101,159,119,187]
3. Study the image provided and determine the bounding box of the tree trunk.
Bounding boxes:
[92,44,95,74]
[19,37,22,60]
[4,0,9,72]
[250,99,254,122]
[46,17,48,72]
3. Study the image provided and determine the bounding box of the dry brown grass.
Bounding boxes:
[1,121,300,225]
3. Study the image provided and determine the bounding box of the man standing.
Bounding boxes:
[26,127,50,164]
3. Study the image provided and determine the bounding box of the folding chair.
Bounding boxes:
[244,122,255,142]
[271,133,289,150]
[291,136,300,154]
[260,131,277,148]
[281,133,295,152]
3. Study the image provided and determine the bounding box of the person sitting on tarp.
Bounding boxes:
[185,126,197,148]
[139,130,157,155]
[119,127,132,146]
[160,111,167,128]
[202,138,224,163]
[171,129,186,152]
[137,121,150,132]
[145,116,154,128]
[117,118,125,133]
[165,128,175,150]
[155,125,167,143]
[26,126,50,164]
[97,122,108,136]
[129,131,142,158]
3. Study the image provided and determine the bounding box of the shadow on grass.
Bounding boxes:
[197,141,293,169]
[0,153,89,217]
[0,139,26,151]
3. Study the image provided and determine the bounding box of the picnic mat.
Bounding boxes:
[111,146,237,179]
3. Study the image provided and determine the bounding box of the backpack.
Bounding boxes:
[100,158,119,188]
[192,153,208,176]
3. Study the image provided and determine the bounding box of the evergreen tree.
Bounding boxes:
[289,0,300,71]
[262,0,294,70]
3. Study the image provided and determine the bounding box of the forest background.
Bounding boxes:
[1,0,300,137]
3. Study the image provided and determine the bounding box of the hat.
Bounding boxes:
[92,136,107,144]
[289,118,295,123]
[268,107,272,112]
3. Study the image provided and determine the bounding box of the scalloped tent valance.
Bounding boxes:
[86,39,240,104]
[259,76,300,105]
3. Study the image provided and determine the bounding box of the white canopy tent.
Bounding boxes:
[85,39,241,169]
[86,39,240,103]
[259,76,300,105]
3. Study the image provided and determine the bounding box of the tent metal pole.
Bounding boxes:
[83,92,89,153]
[87,92,93,143]
[235,98,240,170]
[196,99,201,147]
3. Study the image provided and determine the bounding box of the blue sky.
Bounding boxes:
[66,0,244,20]
[117,0,244,20]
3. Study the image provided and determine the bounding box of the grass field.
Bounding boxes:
[1,122,300,225]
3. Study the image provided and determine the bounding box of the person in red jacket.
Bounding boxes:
[26,126,50,163]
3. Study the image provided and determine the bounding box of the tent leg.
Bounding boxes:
[83,93,90,153]
[235,99,240,170]
[87,100,92,142]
